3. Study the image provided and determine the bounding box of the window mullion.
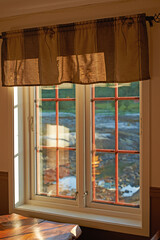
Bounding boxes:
[28,86,35,202]
[92,86,96,201]
[115,83,119,204]
[55,86,59,197]
[85,85,92,207]
[36,87,40,195]
[76,85,85,208]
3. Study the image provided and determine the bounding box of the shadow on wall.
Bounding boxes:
[78,226,149,240]
[0,172,9,215]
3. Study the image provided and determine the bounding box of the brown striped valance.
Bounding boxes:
[1,13,150,86]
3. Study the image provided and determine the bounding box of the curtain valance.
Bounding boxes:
[1,13,150,86]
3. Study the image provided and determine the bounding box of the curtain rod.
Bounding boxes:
[0,13,159,39]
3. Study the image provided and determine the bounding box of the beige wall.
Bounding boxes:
[0,0,160,186]
[0,86,12,172]
[149,22,160,187]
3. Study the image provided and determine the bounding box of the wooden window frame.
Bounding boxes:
[12,81,150,236]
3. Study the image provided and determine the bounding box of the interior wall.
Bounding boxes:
[149,23,160,187]
[0,76,13,173]
[0,0,160,186]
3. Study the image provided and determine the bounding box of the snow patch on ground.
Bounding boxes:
[59,176,76,191]
[59,177,139,198]
[120,185,139,197]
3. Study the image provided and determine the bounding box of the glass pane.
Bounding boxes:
[59,150,76,197]
[36,85,76,199]
[95,101,115,149]
[38,149,57,196]
[59,101,76,148]
[92,153,115,202]
[37,100,56,146]
[118,82,139,97]
[59,83,75,98]
[95,83,115,97]
[40,86,55,99]
[37,149,77,198]
[118,100,140,151]
[118,154,140,206]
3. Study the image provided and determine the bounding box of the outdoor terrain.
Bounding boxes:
[37,82,140,206]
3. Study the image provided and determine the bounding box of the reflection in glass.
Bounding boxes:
[38,100,56,146]
[118,100,140,151]
[118,154,140,205]
[36,84,76,199]
[118,82,139,97]
[92,82,140,207]
[59,83,75,98]
[92,153,115,202]
[59,150,76,197]
[40,86,55,99]
[39,149,76,197]
[95,101,115,149]
[95,83,115,97]
[59,102,76,148]
[39,149,57,196]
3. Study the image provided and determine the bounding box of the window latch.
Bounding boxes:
[75,191,78,199]
[83,191,88,199]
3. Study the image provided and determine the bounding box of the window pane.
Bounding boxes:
[59,101,76,148]
[118,154,140,206]
[91,83,140,207]
[95,83,115,97]
[92,153,115,202]
[40,86,55,99]
[39,149,57,196]
[37,149,77,198]
[37,100,56,146]
[59,150,76,197]
[118,100,140,151]
[95,101,115,149]
[36,85,76,200]
[59,83,75,98]
[118,82,139,97]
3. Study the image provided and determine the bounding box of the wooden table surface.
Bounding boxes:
[0,213,81,239]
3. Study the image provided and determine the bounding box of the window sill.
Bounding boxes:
[13,204,147,236]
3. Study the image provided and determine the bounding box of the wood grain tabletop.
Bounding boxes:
[0,213,81,239]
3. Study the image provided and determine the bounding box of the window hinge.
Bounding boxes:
[29,116,34,132]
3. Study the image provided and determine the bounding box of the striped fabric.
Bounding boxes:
[1,14,150,86]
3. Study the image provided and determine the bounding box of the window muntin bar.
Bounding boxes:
[37,98,75,101]
[91,83,140,207]
[92,97,139,101]
[35,84,76,199]
[55,86,59,196]
[92,86,96,201]
[115,84,119,203]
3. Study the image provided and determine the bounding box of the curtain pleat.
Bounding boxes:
[1,14,150,86]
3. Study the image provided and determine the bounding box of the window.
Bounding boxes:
[90,83,140,207]
[35,84,77,199]
[34,82,140,207]
[13,81,149,236]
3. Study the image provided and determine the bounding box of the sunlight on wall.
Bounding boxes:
[14,87,19,204]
